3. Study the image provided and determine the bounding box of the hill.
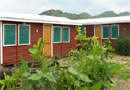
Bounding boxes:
[39,9,130,20]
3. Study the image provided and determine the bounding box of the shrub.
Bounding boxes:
[57,26,119,90]
[115,31,130,56]
[0,38,58,90]
[0,27,123,90]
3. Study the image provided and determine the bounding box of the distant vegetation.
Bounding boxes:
[39,9,130,20]
[115,31,130,56]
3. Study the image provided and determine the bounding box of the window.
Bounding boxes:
[102,25,109,39]
[81,27,86,35]
[53,27,61,43]
[63,27,70,42]
[19,25,30,45]
[3,24,16,46]
[111,25,119,39]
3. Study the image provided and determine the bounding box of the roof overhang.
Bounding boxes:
[0,12,130,25]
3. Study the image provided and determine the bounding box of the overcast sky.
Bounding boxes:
[0,0,130,15]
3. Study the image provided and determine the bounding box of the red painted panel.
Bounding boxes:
[53,43,62,56]
[53,25,78,57]
[2,21,43,65]
[119,23,130,34]
[85,25,94,37]
[2,21,20,65]
[3,46,17,65]
[17,23,43,62]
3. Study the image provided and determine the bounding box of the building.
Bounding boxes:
[76,16,130,47]
[0,12,130,65]
[0,12,81,65]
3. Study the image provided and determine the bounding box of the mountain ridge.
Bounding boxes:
[39,9,130,20]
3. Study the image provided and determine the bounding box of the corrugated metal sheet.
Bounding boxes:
[76,16,130,25]
[0,12,82,25]
[1,12,130,25]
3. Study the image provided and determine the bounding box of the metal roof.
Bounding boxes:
[0,12,82,25]
[76,16,130,25]
[0,12,130,25]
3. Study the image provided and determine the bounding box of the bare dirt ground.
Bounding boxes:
[108,55,130,68]
[108,55,130,90]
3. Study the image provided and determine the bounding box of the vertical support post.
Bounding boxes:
[0,21,3,64]
[51,24,53,57]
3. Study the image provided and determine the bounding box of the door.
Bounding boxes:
[43,24,52,58]
[95,25,102,45]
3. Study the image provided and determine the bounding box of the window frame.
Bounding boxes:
[3,24,17,46]
[111,25,119,39]
[102,25,110,39]
[53,26,62,43]
[62,27,70,43]
[18,24,31,45]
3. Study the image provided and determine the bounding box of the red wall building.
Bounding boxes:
[2,21,43,65]
[85,23,130,48]
[53,25,78,56]
[0,12,130,66]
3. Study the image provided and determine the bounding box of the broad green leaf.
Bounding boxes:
[86,66,93,74]
[77,62,85,73]
[81,87,90,90]
[12,70,23,79]
[40,40,46,52]
[23,79,32,90]
[43,72,56,83]
[1,85,5,90]
[74,80,80,87]
[108,63,121,73]
[79,74,91,82]
[68,67,79,75]
[87,55,94,60]
[91,81,102,90]
[20,56,29,72]
[22,72,30,77]
[37,37,42,47]
[28,73,42,80]
[0,80,5,84]
[28,48,39,54]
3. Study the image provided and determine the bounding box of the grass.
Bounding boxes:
[118,66,130,80]
[120,58,130,61]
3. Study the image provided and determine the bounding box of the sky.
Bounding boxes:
[0,0,130,15]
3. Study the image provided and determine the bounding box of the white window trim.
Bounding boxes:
[102,25,109,39]
[53,26,62,43]
[18,24,31,45]
[3,24,17,46]
[51,24,53,57]
[62,27,70,43]
[0,21,3,64]
[111,25,119,39]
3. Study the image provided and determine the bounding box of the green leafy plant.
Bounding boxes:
[57,26,120,90]
[0,71,23,90]
[115,31,130,56]
[27,37,58,90]
[0,38,57,90]
[0,27,125,90]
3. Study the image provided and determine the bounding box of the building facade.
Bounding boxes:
[0,12,130,66]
